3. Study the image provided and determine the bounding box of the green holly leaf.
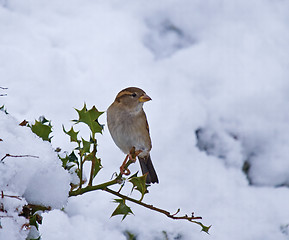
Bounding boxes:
[192,222,211,234]
[84,151,102,178]
[30,117,52,142]
[129,172,138,178]
[129,173,149,201]
[68,151,78,163]
[63,125,79,143]
[59,151,79,169]
[81,138,91,154]
[59,155,69,168]
[74,104,104,135]
[92,158,102,179]
[29,214,41,231]
[201,224,211,234]
[111,199,133,220]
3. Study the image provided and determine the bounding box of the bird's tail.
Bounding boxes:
[138,155,159,184]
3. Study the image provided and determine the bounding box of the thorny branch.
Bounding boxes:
[103,187,202,222]
[69,158,210,232]
[0,105,210,234]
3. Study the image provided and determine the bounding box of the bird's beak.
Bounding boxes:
[139,94,152,102]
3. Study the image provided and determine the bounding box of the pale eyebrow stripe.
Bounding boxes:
[116,91,133,98]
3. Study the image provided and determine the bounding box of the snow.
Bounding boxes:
[0,112,70,239]
[0,191,28,240]
[1,0,289,239]
[0,112,70,208]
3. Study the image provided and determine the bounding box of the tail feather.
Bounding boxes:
[138,155,159,184]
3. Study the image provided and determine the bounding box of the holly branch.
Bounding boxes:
[21,104,211,234]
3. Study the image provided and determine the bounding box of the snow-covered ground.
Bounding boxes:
[1,0,289,239]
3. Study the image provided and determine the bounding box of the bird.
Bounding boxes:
[107,87,159,184]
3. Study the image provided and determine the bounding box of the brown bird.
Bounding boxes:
[107,87,158,184]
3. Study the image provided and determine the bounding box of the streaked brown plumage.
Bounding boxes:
[107,87,158,184]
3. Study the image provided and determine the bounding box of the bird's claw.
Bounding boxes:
[120,165,130,175]
[119,147,143,175]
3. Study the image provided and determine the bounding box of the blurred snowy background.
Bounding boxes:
[1,0,289,239]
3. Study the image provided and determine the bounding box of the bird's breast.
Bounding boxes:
[107,108,151,155]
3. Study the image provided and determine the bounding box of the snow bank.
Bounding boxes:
[0,112,70,239]
[0,112,70,208]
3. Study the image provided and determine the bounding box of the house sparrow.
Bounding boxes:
[107,87,159,184]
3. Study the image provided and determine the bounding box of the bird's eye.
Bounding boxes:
[131,93,137,97]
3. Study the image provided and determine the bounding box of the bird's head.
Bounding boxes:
[114,87,151,113]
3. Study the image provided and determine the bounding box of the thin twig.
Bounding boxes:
[172,208,180,216]
[1,154,39,162]
[0,87,8,90]
[1,191,22,200]
[103,187,202,222]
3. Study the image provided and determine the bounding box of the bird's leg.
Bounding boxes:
[128,147,137,162]
[120,154,130,175]
[135,150,143,157]
[120,147,143,175]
